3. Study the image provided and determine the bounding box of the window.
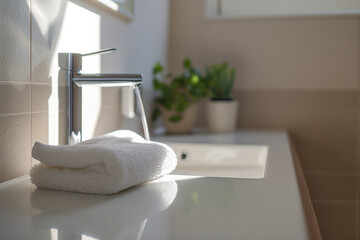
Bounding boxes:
[206,0,360,18]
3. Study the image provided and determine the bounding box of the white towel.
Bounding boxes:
[30,130,177,195]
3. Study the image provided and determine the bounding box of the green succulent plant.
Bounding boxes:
[206,62,235,100]
[152,59,208,123]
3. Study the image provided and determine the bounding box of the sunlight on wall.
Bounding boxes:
[28,0,169,145]
[31,1,63,36]
[48,1,101,143]
[50,228,58,240]
[96,0,119,11]
[82,234,99,240]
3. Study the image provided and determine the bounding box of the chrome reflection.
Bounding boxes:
[30,177,178,240]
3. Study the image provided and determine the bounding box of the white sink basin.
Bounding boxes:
[167,143,268,179]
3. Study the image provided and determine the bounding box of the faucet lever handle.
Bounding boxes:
[81,48,117,57]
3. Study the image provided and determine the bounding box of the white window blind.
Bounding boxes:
[206,0,360,18]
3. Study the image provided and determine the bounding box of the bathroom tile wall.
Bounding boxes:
[0,0,169,182]
[169,0,360,239]
[0,0,31,183]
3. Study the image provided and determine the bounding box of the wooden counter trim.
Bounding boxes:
[289,134,323,240]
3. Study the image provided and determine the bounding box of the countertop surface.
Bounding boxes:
[0,131,308,240]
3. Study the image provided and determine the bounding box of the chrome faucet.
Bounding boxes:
[58,48,148,144]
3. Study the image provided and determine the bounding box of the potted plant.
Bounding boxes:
[205,62,237,133]
[152,59,208,134]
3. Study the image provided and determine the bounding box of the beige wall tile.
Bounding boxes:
[0,83,30,114]
[234,90,357,111]
[0,114,31,182]
[0,0,30,83]
[31,0,67,84]
[294,131,356,173]
[313,202,356,240]
[31,111,67,166]
[306,174,356,201]
[232,90,357,173]
[31,111,67,145]
[31,113,48,147]
[31,84,67,112]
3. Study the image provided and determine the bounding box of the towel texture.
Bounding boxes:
[30,130,177,195]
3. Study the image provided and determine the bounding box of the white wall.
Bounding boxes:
[32,0,170,141]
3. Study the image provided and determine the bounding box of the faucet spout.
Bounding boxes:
[73,73,142,87]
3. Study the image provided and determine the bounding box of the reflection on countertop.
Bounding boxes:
[0,131,310,240]
[30,176,178,240]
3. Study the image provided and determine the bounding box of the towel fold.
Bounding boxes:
[30,130,177,195]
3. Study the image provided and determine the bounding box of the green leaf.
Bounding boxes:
[154,97,164,105]
[169,114,182,122]
[153,62,164,75]
[161,89,172,110]
[152,58,209,122]
[153,78,161,90]
[175,97,189,112]
[183,58,191,68]
[205,62,236,99]
[190,74,200,85]
[151,107,161,122]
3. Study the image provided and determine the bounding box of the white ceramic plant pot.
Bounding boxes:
[207,100,238,133]
[161,103,198,134]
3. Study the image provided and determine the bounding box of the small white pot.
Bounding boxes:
[207,100,238,133]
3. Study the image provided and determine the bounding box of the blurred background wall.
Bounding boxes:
[169,1,359,239]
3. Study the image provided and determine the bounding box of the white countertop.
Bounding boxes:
[0,131,309,240]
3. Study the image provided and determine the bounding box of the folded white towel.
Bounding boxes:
[30,130,177,195]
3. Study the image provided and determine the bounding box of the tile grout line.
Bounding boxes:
[305,171,357,177]
[0,81,67,86]
[29,0,33,168]
[0,112,32,118]
[0,106,122,118]
[28,0,35,217]
[0,81,31,85]
[28,0,36,214]
[355,18,360,240]
[312,199,357,205]
[0,110,68,118]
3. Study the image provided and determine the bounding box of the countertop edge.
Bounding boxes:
[0,174,30,189]
[288,134,323,240]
